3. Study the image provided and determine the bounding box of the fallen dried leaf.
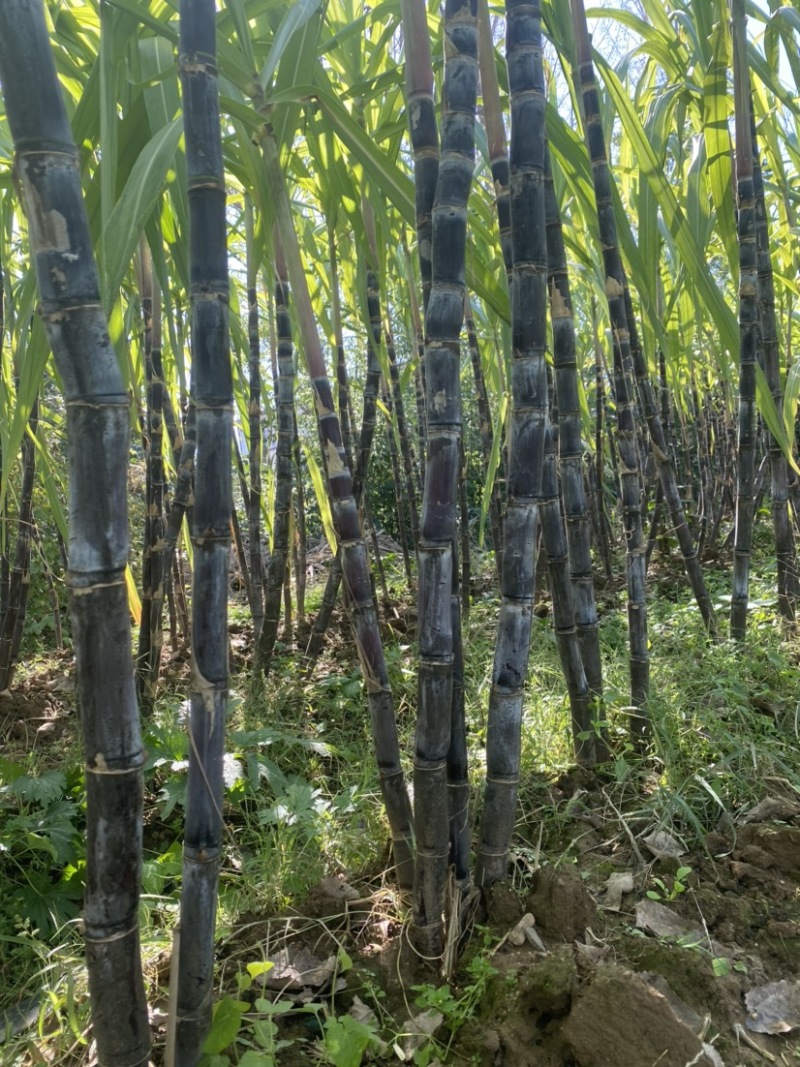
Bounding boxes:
[261,946,339,995]
[745,980,800,1034]
[319,876,361,902]
[740,797,800,825]
[399,1009,444,1059]
[635,900,704,947]
[643,830,686,859]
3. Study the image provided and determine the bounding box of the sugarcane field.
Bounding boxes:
[3,0,800,1064]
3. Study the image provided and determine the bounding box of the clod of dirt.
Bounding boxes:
[563,966,719,1067]
[745,979,800,1034]
[735,825,800,874]
[519,946,576,1016]
[484,881,523,927]
[574,940,611,967]
[526,865,597,942]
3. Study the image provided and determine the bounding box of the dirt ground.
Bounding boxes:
[215,766,800,1067]
[5,652,800,1065]
[448,779,800,1067]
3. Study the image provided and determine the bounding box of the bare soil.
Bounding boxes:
[211,766,800,1067]
[5,599,800,1066]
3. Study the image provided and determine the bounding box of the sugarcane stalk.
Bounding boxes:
[750,98,798,620]
[174,1,233,1058]
[476,0,549,886]
[730,0,758,642]
[543,144,606,745]
[245,195,265,643]
[260,124,415,887]
[0,4,150,1062]
[411,0,478,957]
[257,240,295,676]
[571,0,649,737]
[0,396,38,692]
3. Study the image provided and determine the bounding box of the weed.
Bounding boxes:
[646,865,693,903]
[198,953,380,1067]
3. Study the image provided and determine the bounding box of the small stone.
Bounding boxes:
[601,871,634,911]
[507,913,536,947]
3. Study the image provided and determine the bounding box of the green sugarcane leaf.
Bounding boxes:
[106,0,178,42]
[783,360,800,443]
[479,391,508,547]
[703,18,737,275]
[226,0,256,73]
[270,1,323,155]
[101,118,183,310]
[755,364,797,472]
[99,0,119,234]
[303,442,338,554]
[596,54,739,359]
[202,997,247,1055]
[309,78,509,319]
[259,0,323,92]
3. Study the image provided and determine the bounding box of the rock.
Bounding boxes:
[507,913,537,947]
[563,967,718,1067]
[319,876,361,902]
[526,865,597,942]
[600,871,634,911]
